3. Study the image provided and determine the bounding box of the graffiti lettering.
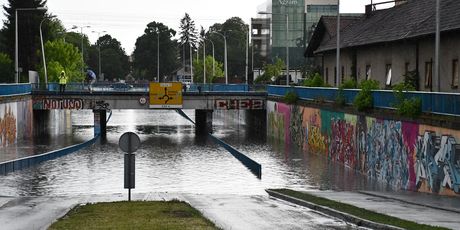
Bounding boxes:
[0,105,17,147]
[43,99,84,110]
[215,99,265,110]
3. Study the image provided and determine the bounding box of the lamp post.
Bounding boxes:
[435,0,440,91]
[336,0,341,86]
[72,25,91,78]
[258,11,289,86]
[91,30,106,79]
[15,7,47,83]
[40,16,55,88]
[157,32,160,82]
[245,25,249,84]
[211,31,228,84]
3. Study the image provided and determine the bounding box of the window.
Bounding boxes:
[405,62,410,75]
[325,67,329,84]
[385,64,392,86]
[261,29,270,35]
[365,65,371,80]
[341,66,345,84]
[453,59,459,88]
[425,61,432,88]
[334,67,337,86]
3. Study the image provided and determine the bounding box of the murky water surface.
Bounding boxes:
[0,110,386,197]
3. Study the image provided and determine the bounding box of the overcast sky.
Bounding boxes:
[0,0,393,54]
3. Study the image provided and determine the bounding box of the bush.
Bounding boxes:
[353,80,380,112]
[335,87,346,106]
[284,91,298,104]
[392,82,422,118]
[303,73,324,87]
[340,79,357,89]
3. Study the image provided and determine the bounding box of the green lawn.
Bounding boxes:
[271,189,449,230]
[49,200,218,230]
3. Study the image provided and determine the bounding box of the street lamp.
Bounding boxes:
[157,31,160,82]
[72,25,91,78]
[92,30,107,80]
[211,31,228,84]
[336,0,341,86]
[39,16,55,88]
[258,11,289,86]
[15,6,47,83]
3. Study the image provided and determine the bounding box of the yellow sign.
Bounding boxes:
[149,82,183,108]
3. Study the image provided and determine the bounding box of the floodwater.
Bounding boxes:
[0,109,385,197]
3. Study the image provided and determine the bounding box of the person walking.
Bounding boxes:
[58,70,67,93]
[86,69,97,93]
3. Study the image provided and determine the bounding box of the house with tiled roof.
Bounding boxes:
[305,0,460,92]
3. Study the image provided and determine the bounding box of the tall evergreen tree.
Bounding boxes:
[179,13,198,65]
[1,0,48,82]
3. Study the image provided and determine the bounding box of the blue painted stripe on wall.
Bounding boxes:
[0,84,32,96]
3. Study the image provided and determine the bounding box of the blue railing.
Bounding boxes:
[0,83,32,96]
[268,85,460,116]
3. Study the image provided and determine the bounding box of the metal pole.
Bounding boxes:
[190,42,193,84]
[39,19,48,88]
[81,27,84,78]
[15,10,18,83]
[286,14,289,86]
[245,26,249,84]
[203,41,206,84]
[224,36,228,84]
[435,0,440,92]
[157,32,160,82]
[336,0,341,86]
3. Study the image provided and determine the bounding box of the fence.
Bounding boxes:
[267,85,460,116]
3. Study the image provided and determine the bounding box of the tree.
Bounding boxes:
[133,21,179,81]
[64,31,91,66]
[38,39,84,83]
[255,58,285,84]
[87,34,129,81]
[0,53,14,83]
[207,17,248,82]
[179,13,198,66]
[192,55,224,83]
[0,0,48,82]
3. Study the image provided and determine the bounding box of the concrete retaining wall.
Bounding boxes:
[267,100,460,196]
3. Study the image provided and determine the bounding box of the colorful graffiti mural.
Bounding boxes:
[0,104,17,147]
[267,100,460,196]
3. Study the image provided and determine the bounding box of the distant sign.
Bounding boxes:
[149,82,183,108]
[119,132,141,153]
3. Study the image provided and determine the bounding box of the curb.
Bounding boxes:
[266,189,404,230]
[358,191,460,214]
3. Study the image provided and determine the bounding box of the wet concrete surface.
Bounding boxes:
[306,190,460,230]
[0,193,363,230]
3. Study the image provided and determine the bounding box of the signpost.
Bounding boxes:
[119,132,141,201]
[149,82,183,108]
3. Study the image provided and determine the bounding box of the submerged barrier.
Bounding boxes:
[175,109,262,179]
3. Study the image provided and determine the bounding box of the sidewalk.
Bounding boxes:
[297,190,460,230]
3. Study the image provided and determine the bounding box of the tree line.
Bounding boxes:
[0,0,252,84]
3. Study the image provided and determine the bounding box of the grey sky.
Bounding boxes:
[0,0,392,54]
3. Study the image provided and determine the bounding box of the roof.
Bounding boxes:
[313,0,460,54]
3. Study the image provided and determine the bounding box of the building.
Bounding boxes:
[252,0,338,83]
[306,0,460,92]
[251,17,271,77]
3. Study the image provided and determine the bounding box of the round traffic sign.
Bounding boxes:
[119,132,141,153]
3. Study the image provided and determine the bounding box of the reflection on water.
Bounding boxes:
[0,110,389,197]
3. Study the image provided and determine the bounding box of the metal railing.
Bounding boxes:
[0,83,32,96]
[268,85,460,116]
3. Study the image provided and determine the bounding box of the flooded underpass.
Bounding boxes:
[0,109,386,229]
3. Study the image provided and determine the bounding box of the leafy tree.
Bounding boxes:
[207,17,249,81]
[87,34,129,81]
[38,39,84,83]
[64,31,91,67]
[0,53,14,83]
[1,0,48,82]
[133,21,179,81]
[255,58,285,83]
[353,79,380,112]
[303,73,324,87]
[192,55,224,83]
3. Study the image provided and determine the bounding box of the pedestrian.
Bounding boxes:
[58,70,67,93]
[182,84,187,93]
[86,69,96,93]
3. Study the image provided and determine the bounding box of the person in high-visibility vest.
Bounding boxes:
[58,70,67,93]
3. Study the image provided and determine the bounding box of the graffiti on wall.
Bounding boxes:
[416,132,460,195]
[267,100,460,196]
[0,104,17,147]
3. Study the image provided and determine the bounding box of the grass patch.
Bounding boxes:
[49,200,218,230]
[272,189,448,230]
